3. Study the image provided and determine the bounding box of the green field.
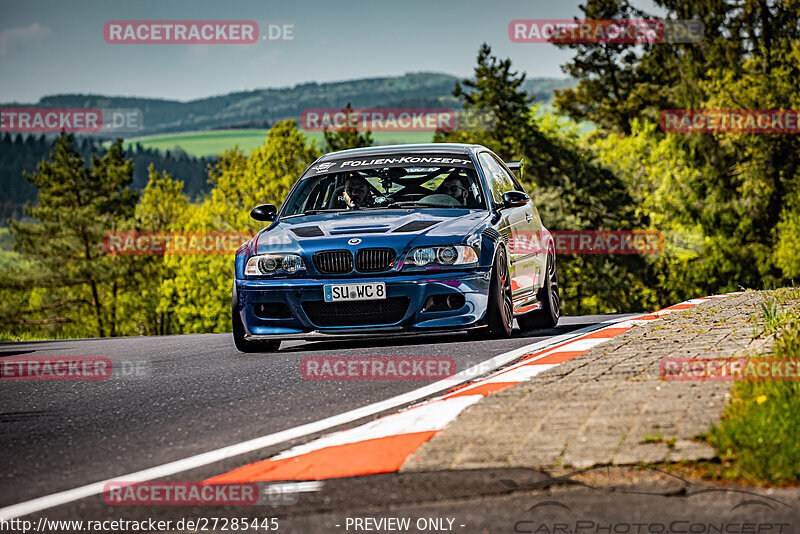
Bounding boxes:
[123,130,436,158]
[0,227,21,270]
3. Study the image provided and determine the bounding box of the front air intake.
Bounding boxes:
[354,248,395,272]
[313,250,353,274]
[303,297,409,327]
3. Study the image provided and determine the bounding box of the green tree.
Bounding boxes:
[435,43,532,156]
[439,44,656,314]
[775,190,800,280]
[589,119,709,304]
[115,165,189,336]
[165,120,321,333]
[553,0,654,134]
[323,102,374,152]
[7,134,137,337]
[557,0,800,295]
[700,34,800,288]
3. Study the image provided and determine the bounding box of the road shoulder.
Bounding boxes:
[402,292,779,473]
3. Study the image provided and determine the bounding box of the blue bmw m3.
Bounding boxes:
[232,143,560,352]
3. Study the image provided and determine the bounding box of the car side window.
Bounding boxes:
[493,155,524,192]
[478,152,515,204]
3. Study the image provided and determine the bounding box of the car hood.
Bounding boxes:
[255,209,490,254]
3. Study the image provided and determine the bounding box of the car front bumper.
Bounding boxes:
[236,269,491,340]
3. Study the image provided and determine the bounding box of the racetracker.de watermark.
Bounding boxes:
[0,108,143,133]
[660,109,800,133]
[301,356,456,380]
[302,108,455,133]
[509,19,702,44]
[1,357,112,380]
[103,482,259,505]
[103,232,252,255]
[104,21,257,43]
[509,230,664,255]
[300,108,495,133]
[103,20,295,43]
[510,19,662,43]
[661,357,800,381]
[1,357,149,380]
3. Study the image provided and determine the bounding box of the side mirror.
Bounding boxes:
[501,191,530,209]
[250,204,277,222]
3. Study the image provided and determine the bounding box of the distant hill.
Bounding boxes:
[1,73,575,138]
[0,73,576,225]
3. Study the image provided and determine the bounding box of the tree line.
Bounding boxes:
[0,133,217,222]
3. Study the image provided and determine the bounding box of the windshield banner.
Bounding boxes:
[305,154,475,177]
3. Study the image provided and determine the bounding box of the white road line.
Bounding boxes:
[261,481,324,494]
[272,396,482,460]
[0,320,620,521]
[475,363,558,383]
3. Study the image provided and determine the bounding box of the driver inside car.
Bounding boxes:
[438,173,471,206]
[342,176,375,208]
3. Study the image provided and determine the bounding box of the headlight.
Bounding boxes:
[406,245,478,266]
[245,253,306,275]
[412,248,437,266]
[437,246,458,264]
[281,255,304,273]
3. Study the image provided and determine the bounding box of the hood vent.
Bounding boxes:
[392,221,439,233]
[292,226,324,237]
[329,228,388,235]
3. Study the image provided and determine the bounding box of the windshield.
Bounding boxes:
[281,160,486,217]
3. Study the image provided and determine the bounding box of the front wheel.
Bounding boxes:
[483,248,514,338]
[517,252,560,331]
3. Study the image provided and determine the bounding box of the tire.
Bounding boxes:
[483,247,514,338]
[517,252,560,331]
[232,286,281,353]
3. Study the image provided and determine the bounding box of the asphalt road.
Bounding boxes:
[0,315,626,515]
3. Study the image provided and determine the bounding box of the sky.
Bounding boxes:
[0,0,664,103]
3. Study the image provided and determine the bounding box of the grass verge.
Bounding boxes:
[0,331,55,342]
[705,292,800,485]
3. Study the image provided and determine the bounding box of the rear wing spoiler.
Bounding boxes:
[505,160,524,180]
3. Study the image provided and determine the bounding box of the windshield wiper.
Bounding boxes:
[280,209,342,219]
[385,202,451,209]
[303,209,345,215]
[286,204,446,217]
[355,205,412,210]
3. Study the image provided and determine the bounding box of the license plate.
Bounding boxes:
[324,282,386,302]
